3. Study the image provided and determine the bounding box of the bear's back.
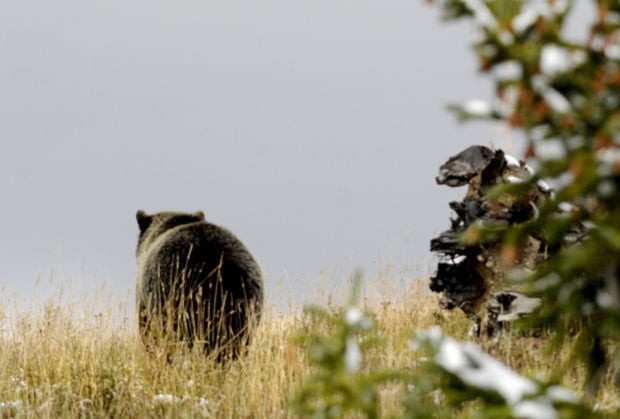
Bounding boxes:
[136,211,263,311]
[142,221,262,296]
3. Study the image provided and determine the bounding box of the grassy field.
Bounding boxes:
[0,272,617,418]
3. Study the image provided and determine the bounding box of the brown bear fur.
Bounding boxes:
[135,210,263,360]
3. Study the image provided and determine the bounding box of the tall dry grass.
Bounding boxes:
[0,271,617,417]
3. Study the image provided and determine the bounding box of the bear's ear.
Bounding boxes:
[136,210,153,233]
[193,210,205,220]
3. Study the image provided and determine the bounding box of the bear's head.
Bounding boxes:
[136,210,205,255]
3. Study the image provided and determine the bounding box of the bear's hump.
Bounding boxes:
[136,210,205,256]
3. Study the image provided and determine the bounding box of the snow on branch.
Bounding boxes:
[413,327,577,419]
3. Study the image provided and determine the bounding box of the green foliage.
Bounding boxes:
[289,270,398,418]
[408,327,593,419]
[290,276,594,418]
[293,2,619,416]
[432,0,620,391]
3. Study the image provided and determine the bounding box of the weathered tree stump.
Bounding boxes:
[430,145,552,336]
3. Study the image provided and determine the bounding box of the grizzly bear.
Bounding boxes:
[135,210,263,360]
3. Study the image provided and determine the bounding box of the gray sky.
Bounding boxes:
[1,1,510,312]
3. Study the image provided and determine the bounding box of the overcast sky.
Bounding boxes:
[1,1,521,313]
